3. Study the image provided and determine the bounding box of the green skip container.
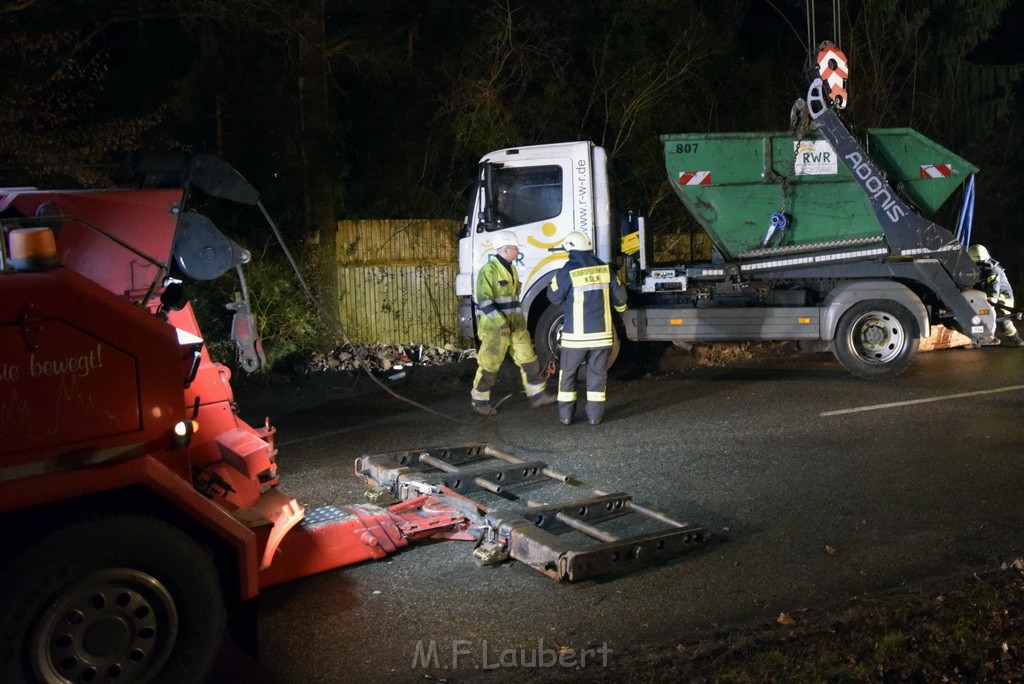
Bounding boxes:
[662,128,978,260]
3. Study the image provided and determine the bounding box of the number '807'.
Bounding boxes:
[675,143,699,153]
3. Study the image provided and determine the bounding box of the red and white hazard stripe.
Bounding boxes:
[816,46,849,108]
[678,171,712,186]
[919,164,952,179]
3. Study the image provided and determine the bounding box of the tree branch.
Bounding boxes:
[1,1,37,13]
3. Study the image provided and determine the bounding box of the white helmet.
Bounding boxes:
[492,230,519,250]
[968,244,990,262]
[563,231,592,251]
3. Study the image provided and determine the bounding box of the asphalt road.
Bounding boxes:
[222,345,1024,683]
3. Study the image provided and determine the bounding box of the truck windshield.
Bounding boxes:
[491,165,562,228]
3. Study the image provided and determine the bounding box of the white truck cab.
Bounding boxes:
[456,141,614,364]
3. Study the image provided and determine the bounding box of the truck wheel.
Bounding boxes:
[534,304,620,370]
[832,300,919,379]
[0,515,226,684]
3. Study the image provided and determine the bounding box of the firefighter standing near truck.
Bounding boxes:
[548,231,627,426]
[471,231,556,415]
[968,244,1024,347]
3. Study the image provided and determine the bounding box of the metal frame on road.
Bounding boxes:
[355,443,711,581]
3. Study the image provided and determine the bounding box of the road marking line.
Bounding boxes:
[820,385,1024,416]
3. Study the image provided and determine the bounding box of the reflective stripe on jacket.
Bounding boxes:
[548,250,627,349]
[475,255,527,333]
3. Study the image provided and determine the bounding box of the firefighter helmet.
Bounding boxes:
[968,244,990,262]
[492,231,519,250]
[563,231,593,251]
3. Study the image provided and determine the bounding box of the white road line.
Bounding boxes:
[820,385,1024,416]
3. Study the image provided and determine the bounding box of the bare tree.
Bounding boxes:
[296,0,339,329]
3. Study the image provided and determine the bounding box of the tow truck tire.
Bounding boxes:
[832,300,919,379]
[0,514,226,684]
[534,304,620,371]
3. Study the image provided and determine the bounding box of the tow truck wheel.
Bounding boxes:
[832,300,919,379]
[0,514,226,684]
[534,304,620,371]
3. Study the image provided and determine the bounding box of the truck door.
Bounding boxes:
[471,159,575,300]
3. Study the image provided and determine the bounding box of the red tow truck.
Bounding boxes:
[0,155,706,683]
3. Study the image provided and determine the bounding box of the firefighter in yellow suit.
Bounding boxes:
[547,231,627,425]
[471,231,556,415]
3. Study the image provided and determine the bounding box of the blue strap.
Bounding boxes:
[955,175,975,248]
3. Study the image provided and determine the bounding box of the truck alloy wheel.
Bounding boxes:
[832,300,919,379]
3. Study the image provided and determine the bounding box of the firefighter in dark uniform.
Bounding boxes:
[471,230,556,415]
[547,231,627,425]
[968,244,1024,346]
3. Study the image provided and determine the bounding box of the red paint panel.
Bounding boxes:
[2,188,184,297]
[0,269,185,471]
[0,322,139,452]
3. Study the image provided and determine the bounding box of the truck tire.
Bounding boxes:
[0,514,226,684]
[832,300,920,379]
[534,303,620,371]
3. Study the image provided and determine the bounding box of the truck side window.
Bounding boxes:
[491,165,562,228]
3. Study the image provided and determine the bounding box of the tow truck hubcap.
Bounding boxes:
[31,569,178,684]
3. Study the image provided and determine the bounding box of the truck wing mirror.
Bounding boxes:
[478,162,501,232]
[189,154,260,205]
[131,152,260,205]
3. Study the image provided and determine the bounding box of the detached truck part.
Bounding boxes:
[456,80,994,379]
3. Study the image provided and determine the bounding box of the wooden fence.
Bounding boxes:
[336,218,462,345]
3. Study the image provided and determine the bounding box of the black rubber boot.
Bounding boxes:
[529,392,556,408]
[472,400,497,416]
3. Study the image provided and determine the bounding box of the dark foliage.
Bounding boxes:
[3,0,1023,315]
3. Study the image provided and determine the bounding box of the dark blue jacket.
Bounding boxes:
[548,251,627,348]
